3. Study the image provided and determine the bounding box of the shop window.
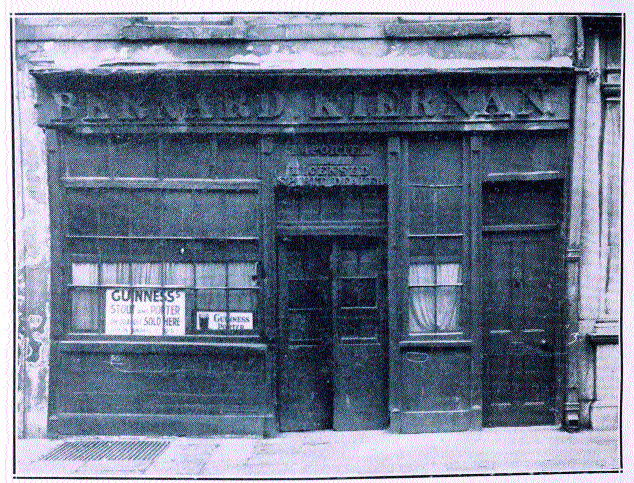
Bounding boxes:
[70,263,100,332]
[66,189,259,238]
[60,133,258,180]
[69,260,258,336]
[61,133,108,177]
[481,132,567,175]
[408,134,465,335]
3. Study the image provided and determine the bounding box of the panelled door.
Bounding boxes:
[278,237,387,432]
[483,230,560,426]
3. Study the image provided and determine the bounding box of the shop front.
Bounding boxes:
[34,71,570,435]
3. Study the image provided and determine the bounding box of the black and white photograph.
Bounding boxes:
[10,8,625,480]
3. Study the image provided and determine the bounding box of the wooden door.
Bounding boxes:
[333,239,388,431]
[278,237,388,432]
[278,238,333,431]
[483,230,560,426]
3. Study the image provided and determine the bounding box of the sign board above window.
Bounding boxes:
[35,76,571,130]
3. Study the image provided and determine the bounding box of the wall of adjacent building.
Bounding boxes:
[569,16,621,430]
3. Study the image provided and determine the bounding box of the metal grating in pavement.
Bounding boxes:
[40,440,170,462]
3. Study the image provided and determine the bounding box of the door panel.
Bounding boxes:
[483,231,559,427]
[278,239,332,431]
[333,242,388,431]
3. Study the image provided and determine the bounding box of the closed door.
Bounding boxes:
[483,231,560,426]
[278,237,387,431]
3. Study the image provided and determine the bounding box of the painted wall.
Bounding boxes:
[14,14,578,437]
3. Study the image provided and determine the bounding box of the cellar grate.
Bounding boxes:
[40,440,170,462]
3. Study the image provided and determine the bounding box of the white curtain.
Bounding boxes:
[131,263,161,285]
[436,263,461,331]
[408,263,461,333]
[196,263,226,288]
[102,263,130,285]
[164,263,194,286]
[71,263,98,285]
[408,264,434,333]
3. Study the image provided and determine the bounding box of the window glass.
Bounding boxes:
[62,134,108,177]
[196,263,226,288]
[111,135,157,178]
[72,263,99,285]
[71,290,100,332]
[408,263,462,334]
[67,189,100,236]
[409,286,435,333]
[228,263,257,287]
[164,263,194,287]
[102,263,130,285]
[131,263,161,286]
[70,263,99,332]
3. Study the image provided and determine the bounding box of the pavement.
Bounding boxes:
[13,426,621,479]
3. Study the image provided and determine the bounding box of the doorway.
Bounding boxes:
[482,230,561,426]
[277,236,388,431]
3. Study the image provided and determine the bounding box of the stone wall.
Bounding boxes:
[15,48,50,438]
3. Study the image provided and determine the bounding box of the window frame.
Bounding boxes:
[405,133,469,339]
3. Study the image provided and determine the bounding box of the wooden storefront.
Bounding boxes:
[35,71,571,435]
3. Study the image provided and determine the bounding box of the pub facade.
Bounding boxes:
[14,14,621,436]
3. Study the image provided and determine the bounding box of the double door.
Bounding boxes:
[278,237,387,431]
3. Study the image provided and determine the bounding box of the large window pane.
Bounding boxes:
[437,286,460,331]
[111,135,157,178]
[72,263,99,285]
[437,187,462,233]
[71,289,100,332]
[228,289,257,312]
[228,263,257,288]
[62,134,108,177]
[196,263,226,288]
[162,135,213,178]
[164,263,194,287]
[196,289,225,311]
[437,263,461,285]
[409,264,434,286]
[409,287,435,333]
[410,187,434,234]
[67,189,100,236]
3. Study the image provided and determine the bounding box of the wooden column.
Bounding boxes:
[45,128,65,435]
[469,134,483,430]
[387,136,404,431]
[260,137,278,436]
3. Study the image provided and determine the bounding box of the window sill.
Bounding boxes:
[58,338,268,354]
[399,339,472,349]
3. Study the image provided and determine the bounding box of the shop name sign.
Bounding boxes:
[44,80,568,125]
[105,288,185,335]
